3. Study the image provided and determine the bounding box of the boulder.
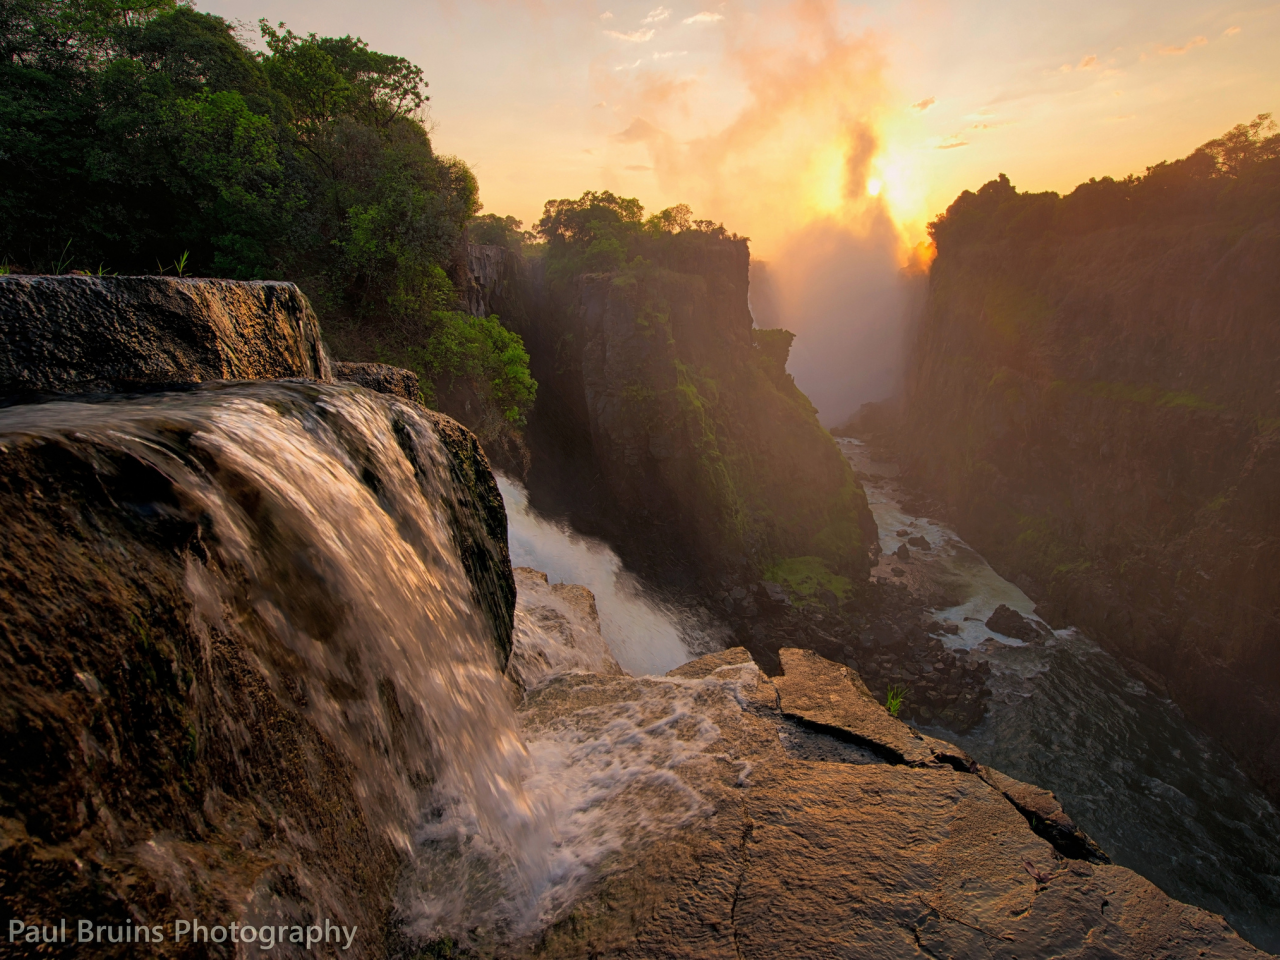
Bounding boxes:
[986,603,1049,642]
[333,360,421,403]
[0,276,331,398]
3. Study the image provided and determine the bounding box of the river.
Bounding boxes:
[837,436,1280,952]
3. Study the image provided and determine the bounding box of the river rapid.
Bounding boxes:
[838,436,1280,952]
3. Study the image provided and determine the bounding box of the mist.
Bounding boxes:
[752,209,924,428]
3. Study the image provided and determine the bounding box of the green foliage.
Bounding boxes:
[404,311,537,426]
[927,116,1280,254]
[885,683,907,717]
[674,360,748,550]
[0,0,477,303]
[469,213,532,251]
[536,191,738,284]
[0,0,539,443]
[765,556,853,605]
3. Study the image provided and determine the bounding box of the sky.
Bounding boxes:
[202,0,1280,422]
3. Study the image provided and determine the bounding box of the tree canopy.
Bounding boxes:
[928,115,1280,252]
[0,0,533,447]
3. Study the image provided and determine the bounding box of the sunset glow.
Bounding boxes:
[198,0,1279,263]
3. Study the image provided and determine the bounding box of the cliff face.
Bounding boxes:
[0,276,332,397]
[897,174,1280,798]
[0,280,518,958]
[518,237,875,585]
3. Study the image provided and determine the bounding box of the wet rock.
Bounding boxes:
[978,765,1110,863]
[906,534,932,550]
[896,528,910,536]
[894,543,911,562]
[986,603,1049,642]
[891,565,906,577]
[0,275,331,398]
[506,648,1259,960]
[332,360,420,402]
[0,382,514,960]
[507,568,623,692]
[760,580,788,604]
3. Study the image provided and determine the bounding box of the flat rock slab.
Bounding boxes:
[0,275,330,397]
[773,647,952,766]
[500,648,1265,959]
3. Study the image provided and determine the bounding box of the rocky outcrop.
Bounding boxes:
[0,276,331,398]
[506,567,622,692]
[520,238,876,586]
[332,360,421,402]
[506,646,1261,958]
[895,173,1280,801]
[0,381,519,960]
[462,243,531,321]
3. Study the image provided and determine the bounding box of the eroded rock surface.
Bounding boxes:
[500,647,1264,959]
[332,360,421,402]
[0,276,331,397]
[507,567,623,691]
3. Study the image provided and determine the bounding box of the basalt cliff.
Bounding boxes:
[467,234,876,592]
[886,152,1280,801]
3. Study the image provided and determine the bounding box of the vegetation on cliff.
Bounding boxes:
[527,190,874,586]
[0,0,534,443]
[898,114,1280,801]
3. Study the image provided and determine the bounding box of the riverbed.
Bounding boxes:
[838,437,1280,952]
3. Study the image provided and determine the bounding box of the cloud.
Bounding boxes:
[642,6,671,24]
[1078,54,1097,69]
[1224,26,1240,36]
[911,97,935,112]
[606,28,656,42]
[683,11,724,23]
[651,50,688,59]
[614,58,644,70]
[624,164,653,170]
[600,10,612,19]
[936,137,968,150]
[1158,35,1208,55]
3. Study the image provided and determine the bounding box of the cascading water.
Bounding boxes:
[0,382,551,930]
[497,475,705,677]
[838,436,1280,952]
[397,479,732,947]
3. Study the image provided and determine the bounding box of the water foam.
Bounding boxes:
[498,475,698,676]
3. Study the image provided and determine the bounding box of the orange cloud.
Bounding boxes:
[1158,35,1208,55]
[606,28,655,42]
[1078,54,1097,69]
[683,11,724,23]
[1224,26,1241,36]
[911,96,936,111]
[600,0,889,252]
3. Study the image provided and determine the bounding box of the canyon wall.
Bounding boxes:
[894,170,1280,798]
[503,236,875,588]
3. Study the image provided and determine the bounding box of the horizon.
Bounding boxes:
[198,0,1279,258]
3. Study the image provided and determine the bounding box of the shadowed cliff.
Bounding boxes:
[888,117,1280,801]
[473,193,876,593]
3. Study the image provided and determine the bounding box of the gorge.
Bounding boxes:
[1,3,1277,954]
[0,272,1273,958]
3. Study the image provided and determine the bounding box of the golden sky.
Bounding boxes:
[204,0,1279,254]
[203,0,1280,420]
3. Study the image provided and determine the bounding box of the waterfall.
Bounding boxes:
[0,381,551,919]
[498,475,701,677]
